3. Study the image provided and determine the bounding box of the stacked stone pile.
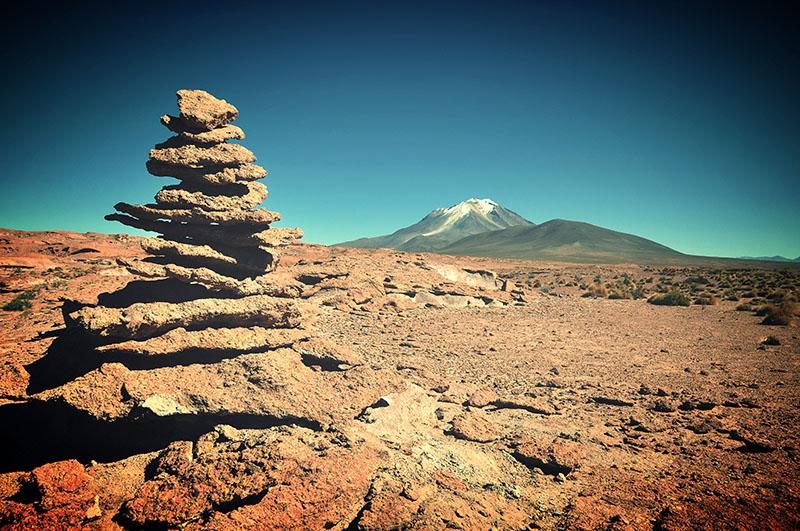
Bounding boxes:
[69,89,308,355]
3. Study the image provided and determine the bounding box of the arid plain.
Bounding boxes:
[0,228,797,529]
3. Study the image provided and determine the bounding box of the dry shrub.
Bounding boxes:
[582,283,608,298]
[759,302,795,326]
[648,291,691,307]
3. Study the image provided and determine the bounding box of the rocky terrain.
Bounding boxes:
[0,89,797,529]
[0,227,798,529]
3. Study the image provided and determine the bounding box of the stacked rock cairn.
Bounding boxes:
[69,89,309,355]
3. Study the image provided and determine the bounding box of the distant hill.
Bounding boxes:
[336,199,799,267]
[337,198,532,252]
[737,255,800,263]
[438,219,688,264]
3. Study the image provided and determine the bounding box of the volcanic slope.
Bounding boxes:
[338,198,533,252]
[439,219,688,264]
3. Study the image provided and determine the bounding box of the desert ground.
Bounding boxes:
[0,228,798,529]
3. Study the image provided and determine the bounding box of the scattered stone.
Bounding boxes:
[678,400,717,411]
[652,399,677,413]
[449,411,502,443]
[466,387,499,408]
[492,396,554,415]
[759,335,780,346]
[510,435,584,477]
[591,395,634,407]
[729,430,775,453]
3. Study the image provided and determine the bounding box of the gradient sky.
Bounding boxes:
[1,1,798,258]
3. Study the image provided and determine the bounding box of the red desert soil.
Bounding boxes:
[0,227,798,529]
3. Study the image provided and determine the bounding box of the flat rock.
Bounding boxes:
[295,337,363,368]
[114,202,278,226]
[176,89,238,131]
[466,387,499,408]
[0,460,109,529]
[122,259,303,297]
[142,238,275,275]
[38,351,405,425]
[97,326,309,357]
[70,294,302,341]
[122,427,379,529]
[105,213,294,252]
[146,160,268,185]
[449,411,502,443]
[510,435,585,476]
[155,181,267,211]
[149,143,255,168]
[492,396,555,415]
[156,123,245,147]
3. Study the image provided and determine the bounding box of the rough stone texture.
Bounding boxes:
[149,142,255,168]
[466,387,499,408]
[141,239,262,271]
[176,89,238,131]
[0,460,112,529]
[449,410,502,443]
[122,427,381,530]
[157,123,245,147]
[97,326,308,357]
[121,259,303,297]
[70,295,302,340]
[146,160,268,185]
[114,202,278,226]
[510,435,585,476]
[105,213,293,252]
[39,352,405,425]
[295,337,363,368]
[154,181,267,211]
[2,230,799,529]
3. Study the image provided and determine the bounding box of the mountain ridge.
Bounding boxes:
[336,198,800,266]
[337,198,533,252]
[439,218,686,263]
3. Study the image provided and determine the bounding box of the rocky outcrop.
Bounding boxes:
[67,89,309,371]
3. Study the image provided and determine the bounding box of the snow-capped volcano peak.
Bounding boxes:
[338,197,533,252]
[439,198,498,217]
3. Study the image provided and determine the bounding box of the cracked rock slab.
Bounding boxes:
[122,259,303,297]
[509,435,585,477]
[96,326,309,357]
[70,294,302,341]
[114,202,278,226]
[122,427,380,530]
[449,410,502,443]
[38,352,405,425]
[155,181,267,212]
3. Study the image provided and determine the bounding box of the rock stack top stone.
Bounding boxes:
[161,89,239,133]
[70,89,306,355]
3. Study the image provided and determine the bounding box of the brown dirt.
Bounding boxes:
[0,227,798,529]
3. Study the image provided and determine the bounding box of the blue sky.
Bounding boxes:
[1,1,798,258]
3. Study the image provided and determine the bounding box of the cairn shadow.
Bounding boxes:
[0,400,322,473]
[97,278,225,308]
[25,328,275,394]
[26,279,240,394]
